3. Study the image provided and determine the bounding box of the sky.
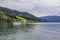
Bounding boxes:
[0,0,60,17]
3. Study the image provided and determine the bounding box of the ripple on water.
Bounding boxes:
[0,23,60,40]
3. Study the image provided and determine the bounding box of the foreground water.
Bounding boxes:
[0,23,60,40]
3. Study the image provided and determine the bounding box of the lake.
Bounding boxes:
[0,22,60,40]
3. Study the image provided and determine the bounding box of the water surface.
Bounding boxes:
[0,23,60,40]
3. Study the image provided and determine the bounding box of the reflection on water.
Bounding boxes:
[0,22,14,35]
[0,22,60,40]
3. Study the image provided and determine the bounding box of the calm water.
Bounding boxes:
[0,23,60,40]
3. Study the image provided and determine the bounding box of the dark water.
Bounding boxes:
[0,23,60,40]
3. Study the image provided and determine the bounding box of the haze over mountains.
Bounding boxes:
[40,16,60,22]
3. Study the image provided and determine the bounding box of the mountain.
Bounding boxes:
[40,16,60,22]
[0,6,43,22]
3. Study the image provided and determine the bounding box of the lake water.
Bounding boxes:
[0,23,60,40]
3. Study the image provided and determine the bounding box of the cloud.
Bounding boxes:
[0,0,35,10]
[0,0,60,17]
[35,0,60,6]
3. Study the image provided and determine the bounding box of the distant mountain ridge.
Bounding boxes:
[40,16,60,22]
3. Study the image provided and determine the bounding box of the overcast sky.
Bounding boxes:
[0,0,60,17]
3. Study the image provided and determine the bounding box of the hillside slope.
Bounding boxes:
[0,7,43,22]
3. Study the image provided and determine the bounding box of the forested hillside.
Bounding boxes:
[0,7,44,22]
